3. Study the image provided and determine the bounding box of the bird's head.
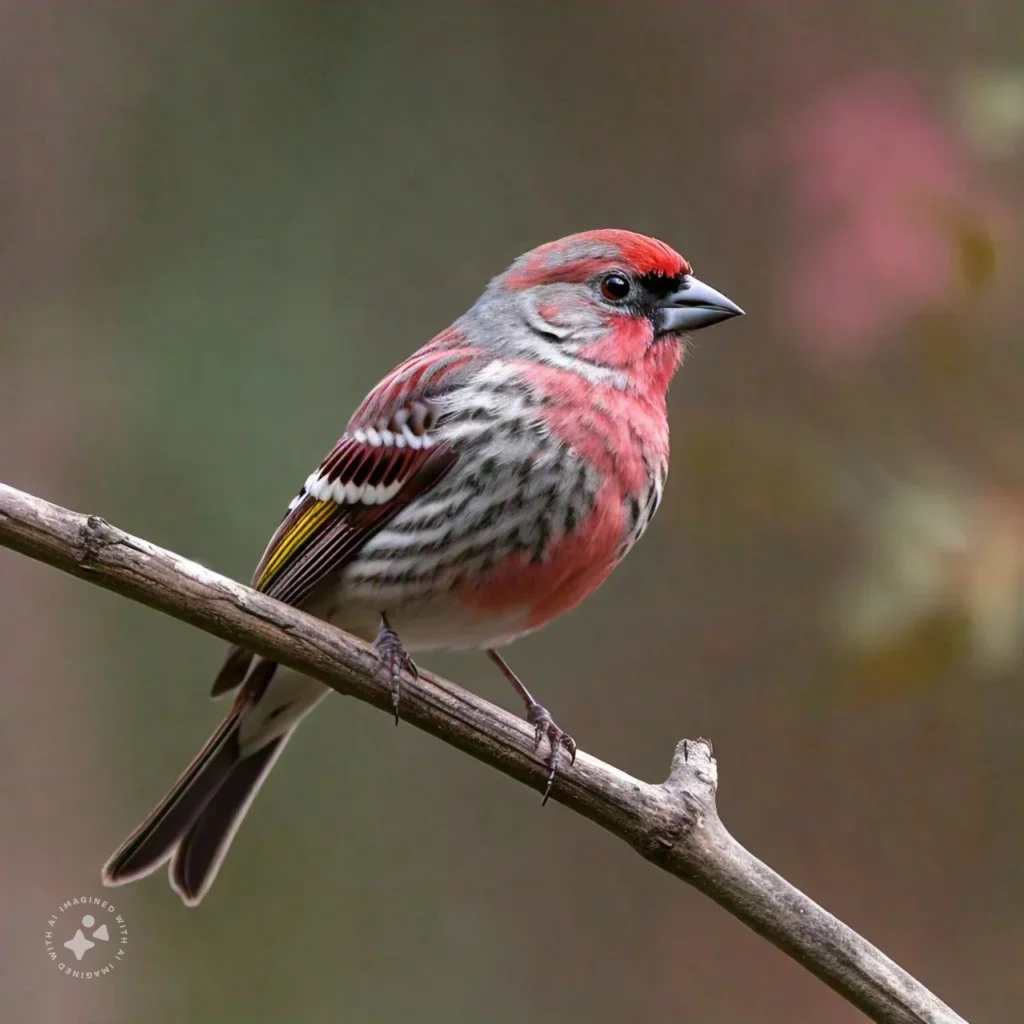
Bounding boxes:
[469,229,742,389]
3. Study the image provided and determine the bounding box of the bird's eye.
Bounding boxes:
[600,273,631,302]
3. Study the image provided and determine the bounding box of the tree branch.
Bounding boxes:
[0,481,966,1024]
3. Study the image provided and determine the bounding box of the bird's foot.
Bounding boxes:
[373,616,417,725]
[526,702,577,806]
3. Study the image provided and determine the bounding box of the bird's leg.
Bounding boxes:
[373,613,417,726]
[487,649,577,805]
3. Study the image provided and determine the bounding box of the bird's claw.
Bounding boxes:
[372,621,417,726]
[526,703,577,805]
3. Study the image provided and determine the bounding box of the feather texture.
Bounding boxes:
[246,335,479,609]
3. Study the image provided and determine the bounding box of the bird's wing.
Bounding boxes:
[211,331,479,696]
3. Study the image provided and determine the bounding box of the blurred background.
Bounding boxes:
[1,3,1022,1022]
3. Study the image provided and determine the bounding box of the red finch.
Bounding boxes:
[102,229,742,905]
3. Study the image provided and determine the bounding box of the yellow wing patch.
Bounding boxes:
[255,499,337,592]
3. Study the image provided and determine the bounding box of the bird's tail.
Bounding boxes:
[101,659,315,907]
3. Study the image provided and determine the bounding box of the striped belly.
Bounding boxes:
[331,367,665,649]
[341,427,600,598]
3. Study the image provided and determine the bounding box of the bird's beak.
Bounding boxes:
[654,275,744,334]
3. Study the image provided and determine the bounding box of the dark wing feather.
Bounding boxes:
[257,442,455,608]
[210,335,477,697]
[210,438,456,698]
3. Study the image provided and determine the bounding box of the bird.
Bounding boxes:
[101,228,743,906]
